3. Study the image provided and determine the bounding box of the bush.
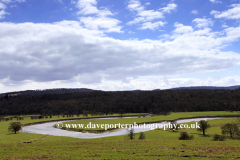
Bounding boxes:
[39,115,44,119]
[138,132,146,139]
[179,132,194,140]
[213,134,225,141]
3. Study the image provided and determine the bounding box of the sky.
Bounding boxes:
[0,0,240,93]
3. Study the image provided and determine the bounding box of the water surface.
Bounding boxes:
[21,117,235,139]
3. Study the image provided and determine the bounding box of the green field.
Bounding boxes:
[60,111,240,132]
[0,111,240,159]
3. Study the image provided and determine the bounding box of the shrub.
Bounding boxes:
[138,132,146,139]
[39,115,44,119]
[179,132,194,140]
[213,134,225,141]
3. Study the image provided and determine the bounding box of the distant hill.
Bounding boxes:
[0,88,96,98]
[1,86,240,115]
[1,85,240,98]
[170,85,240,90]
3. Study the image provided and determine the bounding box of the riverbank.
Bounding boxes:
[21,115,239,139]
[57,112,240,133]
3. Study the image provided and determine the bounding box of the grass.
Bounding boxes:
[0,111,240,159]
[60,111,240,132]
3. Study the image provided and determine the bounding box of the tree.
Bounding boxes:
[127,128,135,140]
[118,109,124,117]
[8,122,22,134]
[197,120,211,136]
[82,110,88,117]
[170,121,179,132]
[221,123,240,138]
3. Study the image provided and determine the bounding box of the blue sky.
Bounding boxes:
[0,0,240,93]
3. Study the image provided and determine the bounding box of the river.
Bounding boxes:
[21,117,235,139]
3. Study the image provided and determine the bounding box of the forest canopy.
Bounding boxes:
[0,88,240,115]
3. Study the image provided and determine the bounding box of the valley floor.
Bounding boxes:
[0,111,240,159]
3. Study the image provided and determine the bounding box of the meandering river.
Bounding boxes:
[21,117,235,139]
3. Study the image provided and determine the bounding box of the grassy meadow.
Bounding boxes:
[60,111,240,132]
[0,111,240,159]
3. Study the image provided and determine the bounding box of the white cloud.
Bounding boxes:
[58,0,63,4]
[173,23,193,34]
[160,3,177,13]
[128,31,135,34]
[71,0,76,4]
[222,24,228,28]
[209,0,222,4]
[140,21,166,30]
[211,3,240,19]
[76,0,102,15]
[1,21,240,91]
[1,1,240,92]
[220,26,240,43]
[0,2,6,9]
[0,0,25,3]
[0,0,25,19]
[1,0,13,3]
[75,0,122,33]
[0,9,8,19]
[79,16,122,33]
[145,2,150,5]
[127,0,144,12]
[191,10,198,15]
[127,0,177,29]
[2,74,240,93]
[192,18,214,28]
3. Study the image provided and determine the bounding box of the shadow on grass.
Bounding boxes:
[166,130,180,133]
[6,132,21,135]
[198,134,211,137]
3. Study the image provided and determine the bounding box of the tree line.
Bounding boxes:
[0,88,240,115]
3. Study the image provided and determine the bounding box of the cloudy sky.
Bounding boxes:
[0,0,240,93]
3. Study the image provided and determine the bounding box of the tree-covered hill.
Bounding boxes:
[1,88,240,115]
